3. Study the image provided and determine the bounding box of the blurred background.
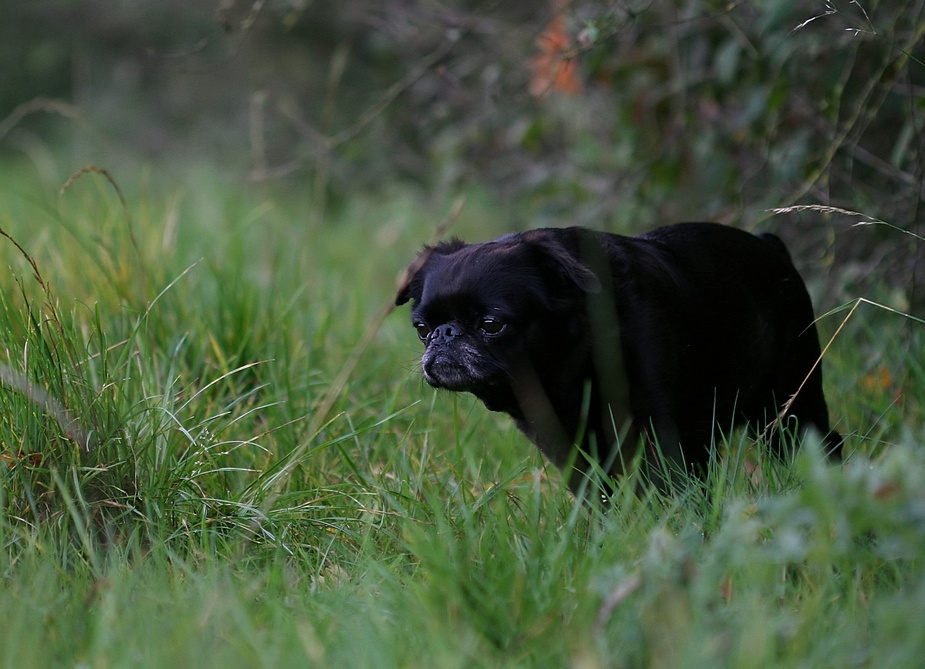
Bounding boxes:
[1,0,923,309]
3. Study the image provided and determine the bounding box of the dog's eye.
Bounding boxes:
[414,322,431,341]
[479,317,505,335]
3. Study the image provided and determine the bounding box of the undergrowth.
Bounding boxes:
[0,159,922,667]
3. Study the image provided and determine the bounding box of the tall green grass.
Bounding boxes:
[1,157,923,667]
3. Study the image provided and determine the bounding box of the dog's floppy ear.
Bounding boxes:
[524,231,602,294]
[395,238,467,306]
[395,248,429,306]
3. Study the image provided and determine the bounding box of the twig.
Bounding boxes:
[767,296,925,442]
[253,35,458,183]
[781,14,925,205]
[772,299,859,432]
[329,37,457,149]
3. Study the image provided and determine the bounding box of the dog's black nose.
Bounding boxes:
[431,323,461,343]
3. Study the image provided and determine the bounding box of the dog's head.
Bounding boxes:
[395,230,600,412]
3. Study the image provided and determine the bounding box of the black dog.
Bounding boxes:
[396,223,841,492]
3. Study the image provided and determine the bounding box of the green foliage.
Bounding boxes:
[0,155,922,666]
[0,1,923,663]
[5,3,923,282]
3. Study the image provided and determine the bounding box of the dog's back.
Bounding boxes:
[601,223,840,470]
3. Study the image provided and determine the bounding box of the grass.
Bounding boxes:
[0,155,923,668]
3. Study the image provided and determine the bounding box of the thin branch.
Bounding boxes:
[251,35,458,182]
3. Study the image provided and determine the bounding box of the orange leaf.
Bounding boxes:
[861,365,892,392]
[530,13,582,97]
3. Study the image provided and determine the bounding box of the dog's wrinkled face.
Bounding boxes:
[396,233,598,413]
[415,296,509,393]
[400,240,535,401]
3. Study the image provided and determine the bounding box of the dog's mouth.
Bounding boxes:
[421,341,509,392]
[422,353,482,391]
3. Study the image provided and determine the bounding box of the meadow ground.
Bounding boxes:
[1,159,923,667]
